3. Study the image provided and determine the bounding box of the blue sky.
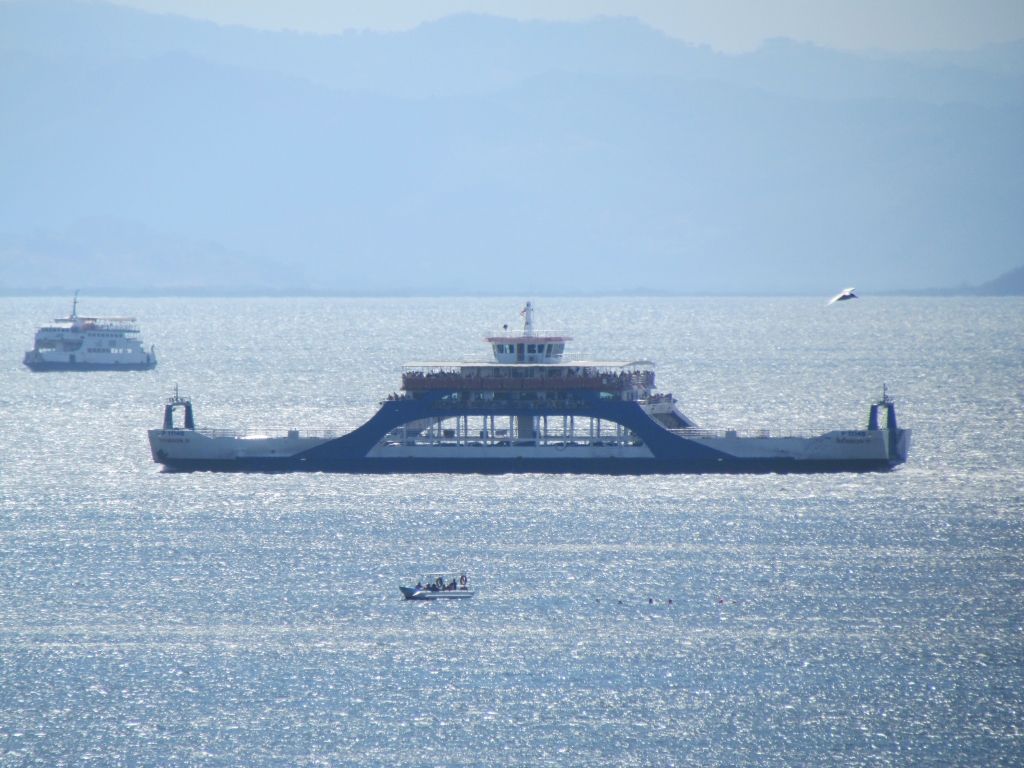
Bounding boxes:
[105,0,1024,52]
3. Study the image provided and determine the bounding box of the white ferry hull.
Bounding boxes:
[25,356,157,372]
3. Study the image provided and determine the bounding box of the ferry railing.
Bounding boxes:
[668,428,843,440]
[193,426,357,439]
[484,329,572,339]
[402,370,655,392]
[43,322,142,333]
[403,352,588,368]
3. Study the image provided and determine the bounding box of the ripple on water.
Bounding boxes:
[0,297,1021,765]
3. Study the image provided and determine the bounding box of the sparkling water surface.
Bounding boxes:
[0,297,1021,766]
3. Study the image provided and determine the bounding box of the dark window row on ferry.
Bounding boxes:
[493,343,564,355]
[429,391,595,403]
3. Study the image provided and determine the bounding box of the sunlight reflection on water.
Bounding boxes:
[0,297,1021,765]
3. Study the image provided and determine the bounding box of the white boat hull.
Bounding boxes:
[399,587,475,600]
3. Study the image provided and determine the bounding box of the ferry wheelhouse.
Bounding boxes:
[24,294,157,372]
[148,301,910,474]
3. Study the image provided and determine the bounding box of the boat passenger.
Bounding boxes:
[416,581,423,590]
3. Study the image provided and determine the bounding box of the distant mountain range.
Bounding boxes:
[1,1,1021,295]
[896,264,1024,296]
[3,2,1022,103]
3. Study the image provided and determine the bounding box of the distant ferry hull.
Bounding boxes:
[25,360,157,372]
[24,297,156,372]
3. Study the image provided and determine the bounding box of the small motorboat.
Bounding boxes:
[400,572,474,600]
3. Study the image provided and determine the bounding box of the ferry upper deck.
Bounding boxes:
[401,362,656,396]
[399,301,656,398]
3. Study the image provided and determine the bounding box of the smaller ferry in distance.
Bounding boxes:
[400,573,474,600]
[24,292,157,372]
[148,301,910,474]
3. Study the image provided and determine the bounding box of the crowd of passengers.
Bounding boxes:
[403,369,654,383]
[645,392,675,404]
[416,575,470,591]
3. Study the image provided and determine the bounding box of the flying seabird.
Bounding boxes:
[827,287,858,305]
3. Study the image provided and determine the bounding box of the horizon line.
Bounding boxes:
[1,288,1015,299]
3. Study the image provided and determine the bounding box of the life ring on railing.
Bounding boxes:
[459,574,467,587]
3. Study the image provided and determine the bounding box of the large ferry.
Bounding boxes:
[149,302,910,474]
[24,294,157,372]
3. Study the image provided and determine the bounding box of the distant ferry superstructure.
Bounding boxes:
[24,294,157,372]
[149,302,909,474]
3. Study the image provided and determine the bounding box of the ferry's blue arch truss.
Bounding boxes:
[160,389,896,475]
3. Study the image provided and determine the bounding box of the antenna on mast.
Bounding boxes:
[71,289,79,318]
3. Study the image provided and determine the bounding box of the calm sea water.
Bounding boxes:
[0,296,1021,766]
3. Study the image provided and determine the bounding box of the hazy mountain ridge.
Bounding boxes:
[0,1,1021,295]
[975,265,1024,295]
[0,218,300,294]
[895,264,1024,296]
[2,1,1021,103]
